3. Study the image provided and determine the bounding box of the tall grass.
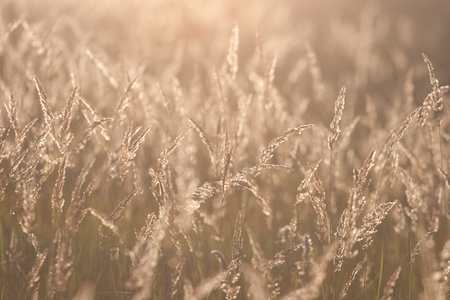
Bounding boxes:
[0,0,449,299]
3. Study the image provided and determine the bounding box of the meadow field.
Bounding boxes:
[0,0,449,299]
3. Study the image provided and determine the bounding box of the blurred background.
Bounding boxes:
[1,0,449,93]
[0,1,449,299]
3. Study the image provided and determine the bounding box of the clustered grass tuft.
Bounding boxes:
[0,0,449,299]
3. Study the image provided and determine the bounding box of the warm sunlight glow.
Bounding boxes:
[0,0,449,299]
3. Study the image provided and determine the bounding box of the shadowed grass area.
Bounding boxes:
[0,0,449,299]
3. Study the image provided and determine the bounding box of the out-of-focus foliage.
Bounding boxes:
[0,0,449,299]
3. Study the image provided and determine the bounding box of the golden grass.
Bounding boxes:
[0,0,449,299]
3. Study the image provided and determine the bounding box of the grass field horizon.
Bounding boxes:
[0,0,449,299]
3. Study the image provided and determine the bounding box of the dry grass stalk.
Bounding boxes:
[18,173,47,253]
[5,90,18,137]
[225,24,239,81]
[79,96,111,141]
[380,266,402,300]
[136,212,156,242]
[109,187,142,223]
[171,78,187,117]
[127,203,170,300]
[338,255,367,300]
[118,122,134,179]
[438,167,450,192]
[256,163,292,172]
[281,245,334,300]
[31,78,49,113]
[31,283,40,300]
[338,117,360,151]
[255,125,313,175]
[0,17,23,50]
[391,201,407,234]
[387,108,419,161]
[189,181,222,202]
[73,117,111,153]
[51,154,67,220]
[333,218,347,270]
[289,208,298,247]
[305,44,324,101]
[22,126,51,175]
[417,54,449,128]
[66,159,95,221]
[85,49,118,89]
[265,243,303,274]
[388,150,399,187]
[188,116,216,169]
[399,170,428,219]
[9,147,29,178]
[15,127,51,242]
[263,54,278,110]
[47,230,73,299]
[156,127,191,181]
[440,240,450,295]
[213,68,227,119]
[410,230,437,266]
[297,234,314,281]
[335,149,376,271]
[117,123,150,181]
[221,130,234,202]
[65,176,96,233]
[11,118,37,156]
[232,211,243,260]
[129,213,157,268]
[306,163,329,242]
[236,94,252,140]
[6,230,24,274]
[27,249,48,294]
[88,208,125,245]
[22,21,46,55]
[357,201,397,250]
[158,83,173,114]
[34,76,59,146]
[18,203,40,251]
[212,250,228,270]
[232,175,272,218]
[114,77,139,123]
[21,130,51,171]
[219,211,245,300]
[170,258,186,298]
[97,188,140,259]
[269,264,297,298]
[328,86,346,150]
[58,85,78,150]
[246,226,268,272]
[0,124,11,168]
[296,160,321,205]
[418,229,445,300]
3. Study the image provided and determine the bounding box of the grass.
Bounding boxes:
[0,0,449,299]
